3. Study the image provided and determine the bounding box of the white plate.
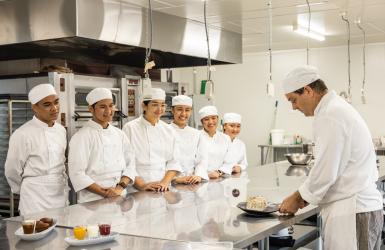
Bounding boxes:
[15,219,57,241]
[64,232,119,246]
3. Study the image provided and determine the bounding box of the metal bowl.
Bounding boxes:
[284,153,312,165]
[285,165,310,176]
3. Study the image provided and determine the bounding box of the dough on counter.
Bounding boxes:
[246,196,267,211]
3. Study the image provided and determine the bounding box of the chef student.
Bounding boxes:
[222,113,248,174]
[5,84,68,216]
[122,88,182,192]
[170,95,209,184]
[68,88,137,203]
[279,66,383,250]
[199,105,235,178]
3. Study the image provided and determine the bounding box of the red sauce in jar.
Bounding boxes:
[98,224,111,236]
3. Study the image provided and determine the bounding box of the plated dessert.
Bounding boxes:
[15,217,57,241]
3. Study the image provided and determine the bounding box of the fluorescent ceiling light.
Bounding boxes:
[296,1,328,8]
[293,24,325,41]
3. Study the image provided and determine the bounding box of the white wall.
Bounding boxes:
[171,43,385,166]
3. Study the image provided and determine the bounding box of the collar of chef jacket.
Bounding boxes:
[170,122,190,131]
[314,90,336,116]
[32,115,59,129]
[202,129,222,140]
[86,119,113,131]
[139,115,162,128]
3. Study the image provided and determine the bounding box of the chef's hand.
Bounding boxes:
[156,181,170,192]
[143,182,162,191]
[186,175,202,184]
[299,200,309,209]
[104,186,123,198]
[232,165,241,174]
[174,176,190,184]
[208,171,220,179]
[279,191,305,215]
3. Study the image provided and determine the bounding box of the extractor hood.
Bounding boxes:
[0,0,242,68]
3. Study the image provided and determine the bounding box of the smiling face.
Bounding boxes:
[201,115,218,134]
[223,123,241,140]
[285,86,318,117]
[172,105,192,128]
[89,98,115,127]
[143,100,166,122]
[32,94,60,125]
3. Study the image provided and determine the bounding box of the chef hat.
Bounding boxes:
[143,88,166,101]
[198,105,218,119]
[172,95,192,107]
[282,65,320,94]
[86,88,113,105]
[223,113,241,124]
[28,84,57,104]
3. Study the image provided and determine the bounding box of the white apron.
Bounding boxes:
[19,174,68,216]
[137,163,167,183]
[18,124,68,216]
[320,195,357,250]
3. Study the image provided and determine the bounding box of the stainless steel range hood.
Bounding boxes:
[0,0,242,68]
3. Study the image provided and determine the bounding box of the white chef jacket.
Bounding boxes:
[169,123,209,180]
[68,120,137,203]
[201,130,235,174]
[5,116,68,215]
[298,90,382,212]
[122,116,182,183]
[228,138,248,170]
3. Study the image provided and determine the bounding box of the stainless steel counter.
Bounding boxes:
[6,160,322,249]
[0,220,235,250]
[5,156,385,250]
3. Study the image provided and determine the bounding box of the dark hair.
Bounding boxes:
[142,100,150,114]
[294,79,328,95]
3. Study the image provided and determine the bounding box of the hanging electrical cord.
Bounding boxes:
[305,0,311,65]
[356,20,366,104]
[341,13,352,102]
[144,0,153,79]
[268,0,273,83]
[266,0,275,97]
[203,0,212,82]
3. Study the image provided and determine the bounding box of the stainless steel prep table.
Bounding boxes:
[258,144,304,165]
[0,220,236,250]
[8,157,385,249]
[6,161,321,249]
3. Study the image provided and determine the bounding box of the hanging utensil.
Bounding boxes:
[356,19,366,104]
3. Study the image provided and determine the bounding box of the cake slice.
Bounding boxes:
[246,196,268,211]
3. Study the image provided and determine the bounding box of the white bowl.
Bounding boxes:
[15,219,57,241]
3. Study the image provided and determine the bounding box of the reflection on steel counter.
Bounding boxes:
[6,160,326,249]
[1,220,234,250]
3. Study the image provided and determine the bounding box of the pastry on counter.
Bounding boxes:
[35,221,50,233]
[246,196,268,211]
[40,218,53,227]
